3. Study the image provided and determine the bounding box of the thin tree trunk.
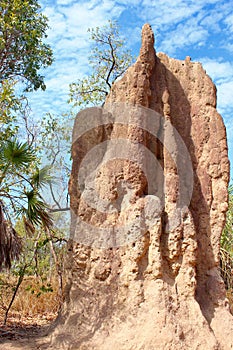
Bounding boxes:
[46,229,63,308]
[3,232,41,325]
[3,265,26,325]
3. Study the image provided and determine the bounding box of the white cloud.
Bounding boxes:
[158,19,208,55]
[43,7,67,40]
[217,81,233,113]
[224,13,233,32]
[200,13,222,32]
[199,58,233,113]
[56,0,75,5]
[201,58,233,82]
[33,0,233,131]
[31,0,124,116]
[122,25,142,49]
[28,0,233,175]
[60,0,122,31]
[225,43,233,53]
[141,0,201,28]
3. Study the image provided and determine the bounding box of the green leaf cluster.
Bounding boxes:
[69,20,134,108]
[0,138,54,269]
[220,184,233,290]
[0,0,53,91]
[0,0,54,269]
[221,184,233,256]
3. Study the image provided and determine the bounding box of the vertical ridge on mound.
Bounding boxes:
[50,23,232,350]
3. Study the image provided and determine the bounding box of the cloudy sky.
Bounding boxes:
[32,0,233,177]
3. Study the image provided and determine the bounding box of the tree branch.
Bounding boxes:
[105,36,116,90]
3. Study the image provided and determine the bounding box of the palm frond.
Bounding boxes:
[31,165,55,189]
[21,190,53,229]
[0,138,35,169]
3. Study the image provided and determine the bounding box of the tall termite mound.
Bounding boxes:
[51,24,232,350]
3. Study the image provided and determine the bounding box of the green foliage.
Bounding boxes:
[12,219,66,282]
[0,218,66,324]
[69,20,134,108]
[220,184,233,291]
[0,80,22,142]
[25,283,53,298]
[0,138,53,269]
[0,0,53,91]
[0,0,54,270]
[40,21,134,211]
[31,165,54,189]
[0,138,35,172]
[13,220,49,277]
[0,0,53,152]
[35,111,74,211]
[221,184,233,256]
[21,189,53,228]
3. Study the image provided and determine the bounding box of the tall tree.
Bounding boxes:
[0,0,53,269]
[69,20,134,108]
[0,0,53,90]
[41,21,134,212]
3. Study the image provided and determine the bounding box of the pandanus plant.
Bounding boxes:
[0,138,53,269]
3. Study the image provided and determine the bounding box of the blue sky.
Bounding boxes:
[31,0,233,178]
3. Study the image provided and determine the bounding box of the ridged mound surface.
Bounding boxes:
[50,24,232,350]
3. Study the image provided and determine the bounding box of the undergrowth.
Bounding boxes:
[0,275,60,325]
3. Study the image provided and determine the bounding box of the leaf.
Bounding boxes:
[21,189,53,229]
[0,0,53,90]
[0,138,35,168]
[31,165,55,189]
[69,20,133,108]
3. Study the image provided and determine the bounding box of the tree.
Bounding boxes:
[69,20,134,108]
[0,0,53,91]
[40,21,134,214]
[0,0,53,145]
[0,0,53,269]
[1,218,67,324]
[0,18,133,300]
[0,139,53,270]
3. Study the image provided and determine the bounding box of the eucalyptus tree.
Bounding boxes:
[43,21,134,211]
[69,20,134,108]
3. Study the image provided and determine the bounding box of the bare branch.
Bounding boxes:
[49,182,62,209]
[105,35,116,90]
[49,207,70,213]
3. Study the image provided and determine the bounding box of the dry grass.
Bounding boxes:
[0,266,232,329]
[226,290,233,315]
[220,248,233,291]
[0,275,60,326]
[220,248,233,314]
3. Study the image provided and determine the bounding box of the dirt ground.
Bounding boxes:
[0,315,56,350]
[0,324,49,349]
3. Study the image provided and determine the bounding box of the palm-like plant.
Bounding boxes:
[0,138,53,269]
